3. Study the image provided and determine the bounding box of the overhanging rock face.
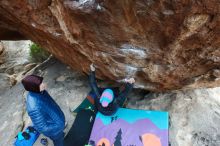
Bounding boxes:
[0,0,220,91]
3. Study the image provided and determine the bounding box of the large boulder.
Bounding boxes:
[0,0,220,91]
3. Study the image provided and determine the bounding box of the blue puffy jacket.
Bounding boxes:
[26,90,65,140]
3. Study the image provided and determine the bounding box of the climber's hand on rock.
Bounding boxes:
[90,63,96,72]
[124,78,135,84]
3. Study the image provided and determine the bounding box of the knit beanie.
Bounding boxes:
[100,89,114,107]
[21,75,43,93]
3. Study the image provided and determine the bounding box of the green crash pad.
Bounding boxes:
[72,97,95,114]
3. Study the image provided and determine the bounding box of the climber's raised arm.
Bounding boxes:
[89,63,101,98]
[117,78,135,106]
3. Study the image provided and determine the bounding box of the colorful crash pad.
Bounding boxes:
[88,108,169,146]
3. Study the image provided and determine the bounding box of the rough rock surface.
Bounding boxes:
[0,41,38,92]
[0,0,220,91]
[0,42,4,55]
[0,58,220,146]
[0,42,4,64]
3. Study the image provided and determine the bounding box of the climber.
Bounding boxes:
[21,75,65,146]
[89,64,135,115]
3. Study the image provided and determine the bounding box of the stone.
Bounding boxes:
[56,75,67,82]
[0,1,220,91]
[4,66,15,75]
[9,75,17,86]
[0,42,4,55]
[0,41,37,86]
[24,63,37,71]
[0,59,4,65]
[0,73,10,92]
[0,42,4,64]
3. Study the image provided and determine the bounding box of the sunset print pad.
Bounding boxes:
[89,108,169,146]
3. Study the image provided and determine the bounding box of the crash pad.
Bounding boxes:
[64,109,96,146]
[88,108,169,146]
[72,95,96,114]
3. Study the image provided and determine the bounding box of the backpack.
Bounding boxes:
[14,126,40,146]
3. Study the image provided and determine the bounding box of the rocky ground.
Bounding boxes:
[0,41,37,92]
[0,41,220,146]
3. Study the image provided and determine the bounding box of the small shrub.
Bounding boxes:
[29,43,50,62]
